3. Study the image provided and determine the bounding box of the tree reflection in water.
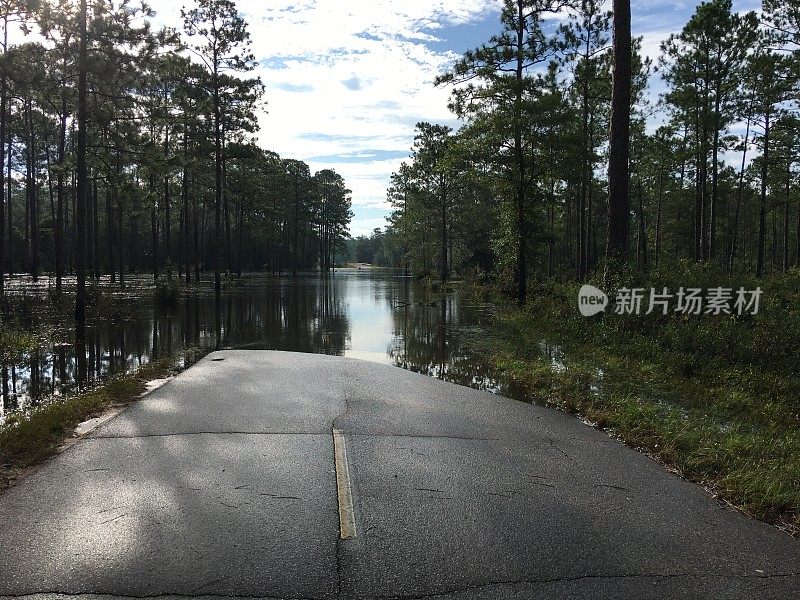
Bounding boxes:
[1,269,531,420]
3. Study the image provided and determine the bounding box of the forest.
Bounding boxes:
[382,0,799,302]
[1,0,800,530]
[0,0,353,294]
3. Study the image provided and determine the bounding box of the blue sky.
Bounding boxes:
[156,0,763,237]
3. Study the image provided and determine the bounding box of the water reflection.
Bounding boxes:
[1,269,515,420]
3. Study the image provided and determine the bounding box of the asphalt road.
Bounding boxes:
[1,350,798,600]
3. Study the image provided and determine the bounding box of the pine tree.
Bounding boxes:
[436,0,564,304]
[661,0,757,262]
[747,32,795,277]
[182,0,256,303]
[560,0,611,277]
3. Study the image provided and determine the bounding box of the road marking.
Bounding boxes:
[333,428,357,539]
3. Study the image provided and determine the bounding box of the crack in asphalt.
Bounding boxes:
[4,572,799,600]
[96,513,128,526]
[0,593,324,600]
[346,434,497,442]
[547,439,576,464]
[259,493,301,500]
[85,431,499,443]
[87,432,332,439]
[595,483,630,492]
[372,571,800,599]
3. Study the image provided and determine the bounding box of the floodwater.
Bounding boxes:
[1,269,530,420]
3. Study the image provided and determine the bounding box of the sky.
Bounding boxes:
[152,0,763,237]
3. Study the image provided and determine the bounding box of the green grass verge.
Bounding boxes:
[0,350,205,490]
[469,263,800,533]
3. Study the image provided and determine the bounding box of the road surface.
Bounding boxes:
[0,351,798,599]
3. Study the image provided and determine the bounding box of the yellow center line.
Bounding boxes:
[333,428,357,539]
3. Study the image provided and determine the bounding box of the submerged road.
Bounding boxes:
[0,351,798,599]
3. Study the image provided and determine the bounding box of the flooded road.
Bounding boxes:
[1,269,523,418]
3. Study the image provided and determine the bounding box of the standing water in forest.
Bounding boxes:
[0,269,518,421]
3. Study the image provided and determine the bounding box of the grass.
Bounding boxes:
[469,262,800,533]
[0,349,205,491]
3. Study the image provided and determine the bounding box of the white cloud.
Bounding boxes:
[349,217,391,238]
[150,0,501,231]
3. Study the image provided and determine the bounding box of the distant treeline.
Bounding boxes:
[344,228,396,267]
[385,0,798,296]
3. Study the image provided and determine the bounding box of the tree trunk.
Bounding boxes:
[182,125,189,283]
[106,186,116,281]
[178,186,185,280]
[151,191,159,282]
[655,169,663,266]
[709,86,721,259]
[70,171,75,272]
[784,158,790,272]
[637,172,647,269]
[135,178,143,274]
[6,136,11,277]
[118,202,125,286]
[440,180,448,282]
[514,0,526,305]
[579,33,590,278]
[587,113,595,271]
[178,197,185,279]
[606,0,631,263]
[149,172,158,280]
[92,177,99,280]
[107,157,117,282]
[27,100,38,281]
[729,96,753,274]
[698,114,709,261]
[796,176,800,266]
[213,56,222,333]
[223,145,231,273]
[548,180,555,277]
[677,126,688,257]
[756,111,770,278]
[193,174,199,283]
[164,126,171,280]
[75,0,88,385]
[292,182,299,277]
[85,172,93,279]
[319,197,326,273]
[770,204,776,268]
[45,136,55,243]
[236,200,243,277]
[0,16,7,300]
[55,82,68,293]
